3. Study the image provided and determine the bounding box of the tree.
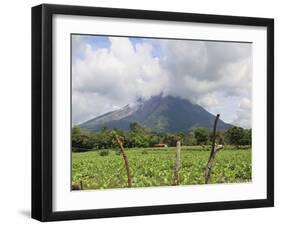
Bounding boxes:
[177,132,185,144]
[71,126,92,151]
[163,133,181,147]
[129,122,148,133]
[194,127,209,145]
[225,126,245,146]
[127,122,151,147]
[186,131,196,146]
[209,130,225,145]
[241,128,252,145]
[148,133,161,146]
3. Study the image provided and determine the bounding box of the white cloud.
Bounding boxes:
[72,36,169,124]
[157,39,252,127]
[72,35,252,128]
[231,97,252,128]
[240,97,251,110]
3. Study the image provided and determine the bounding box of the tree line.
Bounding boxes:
[72,122,251,152]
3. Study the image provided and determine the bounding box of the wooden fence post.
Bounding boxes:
[204,114,223,184]
[173,141,181,185]
[71,181,83,190]
[114,134,132,188]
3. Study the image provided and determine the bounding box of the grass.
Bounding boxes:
[72,146,251,190]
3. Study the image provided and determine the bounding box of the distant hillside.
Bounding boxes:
[79,94,233,132]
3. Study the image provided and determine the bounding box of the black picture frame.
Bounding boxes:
[32,3,274,222]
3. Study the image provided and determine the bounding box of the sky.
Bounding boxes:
[72,35,252,128]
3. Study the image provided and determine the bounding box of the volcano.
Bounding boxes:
[79,95,233,132]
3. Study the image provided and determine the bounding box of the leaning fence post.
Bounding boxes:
[173,141,181,185]
[204,114,223,184]
[114,134,132,188]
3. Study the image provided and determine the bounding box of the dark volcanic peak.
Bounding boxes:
[79,94,233,132]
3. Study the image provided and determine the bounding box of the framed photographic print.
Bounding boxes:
[32,4,274,221]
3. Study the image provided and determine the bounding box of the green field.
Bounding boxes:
[72,146,251,190]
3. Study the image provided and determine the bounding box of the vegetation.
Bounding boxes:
[98,149,110,156]
[194,127,209,145]
[72,123,251,151]
[71,123,252,189]
[72,146,251,189]
[225,127,252,146]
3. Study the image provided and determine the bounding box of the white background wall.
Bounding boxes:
[0,0,279,225]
